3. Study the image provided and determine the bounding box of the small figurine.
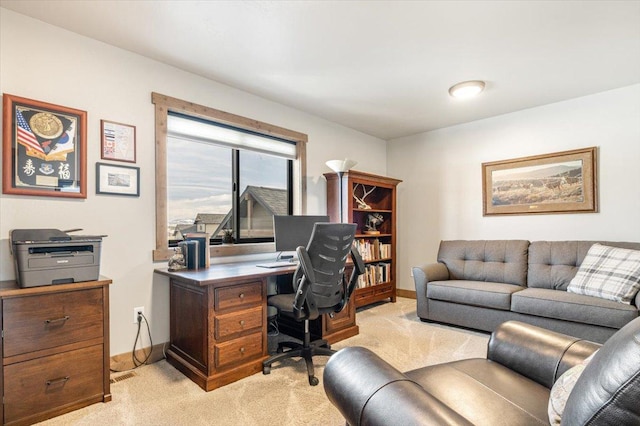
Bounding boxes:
[365,213,384,235]
[168,247,186,271]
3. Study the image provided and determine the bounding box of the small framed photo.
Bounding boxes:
[100,119,136,163]
[2,94,87,198]
[96,162,140,196]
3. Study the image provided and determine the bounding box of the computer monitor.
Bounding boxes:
[273,215,330,253]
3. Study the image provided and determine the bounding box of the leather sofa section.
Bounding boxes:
[563,317,640,425]
[511,288,638,329]
[427,280,524,311]
[437,240,529,286]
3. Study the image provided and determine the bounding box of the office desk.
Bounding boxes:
[155,262,358,391]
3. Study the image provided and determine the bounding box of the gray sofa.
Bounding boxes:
[324,318,640,425]
[413,240,640,343]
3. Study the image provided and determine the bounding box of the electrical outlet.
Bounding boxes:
[133,306,145,324]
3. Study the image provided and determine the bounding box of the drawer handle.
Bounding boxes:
[46,376,70,386]
[239,293,245,299]
[239,320,245,326]
[239,347,245,354]
[45,315,70,324]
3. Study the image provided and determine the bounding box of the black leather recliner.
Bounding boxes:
[324,317,640,425]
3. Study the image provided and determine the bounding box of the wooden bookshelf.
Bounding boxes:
[324,170,401,308]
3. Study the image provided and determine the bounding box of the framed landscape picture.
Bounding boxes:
[96,162,140,196]
[2,94,87,198]
[482,147,598,216]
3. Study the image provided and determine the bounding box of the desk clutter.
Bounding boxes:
[168,233,210,271]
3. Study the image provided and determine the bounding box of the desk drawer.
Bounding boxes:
[3,288,104,357]
[215,281,262,312]
[215,306,263,340]
[214,332,263,368]
[4,344,104,424]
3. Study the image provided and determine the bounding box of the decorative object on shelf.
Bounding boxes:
[2,93,87,198]
[168,247,186,271]
[482,146,597,216]
[221,228,235,245]
[101,119,136,163]
[96,162,140,196]
[364,213,384,235]
[325,158,357,222]
[353,183,376,210]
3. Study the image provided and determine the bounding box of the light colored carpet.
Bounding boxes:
[37,298,489,425]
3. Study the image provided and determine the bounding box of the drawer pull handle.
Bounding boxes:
[239,293,245,299]
[46,376,70,386]
[45,315,70,324]
[239,347,245,354]
[239,320,245,326]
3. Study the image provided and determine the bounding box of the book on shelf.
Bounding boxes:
[184,232,210,268]
[356,262,391,288]
[354,239,391,262]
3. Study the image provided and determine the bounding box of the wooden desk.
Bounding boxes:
[155,262,358,391]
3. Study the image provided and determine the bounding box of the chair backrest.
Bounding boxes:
[291,223,363,320]
[562,315,640,425]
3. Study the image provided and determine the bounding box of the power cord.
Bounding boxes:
[133,311,153,367]
[109,311,153,373]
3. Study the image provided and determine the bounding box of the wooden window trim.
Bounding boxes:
[152,92,308,261]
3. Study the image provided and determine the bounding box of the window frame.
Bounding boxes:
[152,92,307,261]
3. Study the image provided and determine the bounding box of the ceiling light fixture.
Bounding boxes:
[448,80,486,99]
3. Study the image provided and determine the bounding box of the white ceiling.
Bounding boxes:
[2,1,639,140]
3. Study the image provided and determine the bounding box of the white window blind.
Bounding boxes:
[167,113,297,159]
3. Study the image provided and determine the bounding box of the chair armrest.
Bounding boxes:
[324,347,473,426]
[488,321,601,389]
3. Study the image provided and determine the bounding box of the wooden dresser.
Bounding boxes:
[0,278,112,426]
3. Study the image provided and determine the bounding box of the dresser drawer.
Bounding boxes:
[215,305,263,340]
[4,344,104,424]
[214,281,262,312]
[3,288,104,358]
[214,332,263,368]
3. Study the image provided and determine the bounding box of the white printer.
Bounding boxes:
[10,229,103,288]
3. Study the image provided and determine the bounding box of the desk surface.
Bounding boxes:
[155,261,297,286]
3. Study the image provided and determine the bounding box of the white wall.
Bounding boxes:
[0,9,387,356]
[388,84,640,293]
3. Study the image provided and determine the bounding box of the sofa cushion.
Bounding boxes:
[511,288,638,329]
[567,244,640,304]
[528,241,640,290]
[405,359,550,425]
[548,350,598,425]
[438,240,529,286]
[428,280,524,311]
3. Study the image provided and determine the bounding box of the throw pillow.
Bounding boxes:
[548,350,599,425]
[567,243,640,304]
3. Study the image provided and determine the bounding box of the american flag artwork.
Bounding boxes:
[16,109,45,155]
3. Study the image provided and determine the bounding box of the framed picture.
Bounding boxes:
[2,94,87,198]
[100,119,136,163]
[96,162,140,196]
[482,147,598,216]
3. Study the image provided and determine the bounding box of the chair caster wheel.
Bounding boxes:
[263,366,271,375]
[309,376,319,386]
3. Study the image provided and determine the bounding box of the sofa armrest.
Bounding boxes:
[487,321,601,389]
[413,263,449,320]
[324,347,473,426]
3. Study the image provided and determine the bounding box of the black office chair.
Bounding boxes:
[262,223,364,386]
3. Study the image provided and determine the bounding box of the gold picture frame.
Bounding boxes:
[482,147,598,216]
[2,94,87,198]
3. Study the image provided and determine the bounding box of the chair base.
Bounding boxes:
[263,338,336,386]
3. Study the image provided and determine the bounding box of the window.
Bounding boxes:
[153,93,307,261]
